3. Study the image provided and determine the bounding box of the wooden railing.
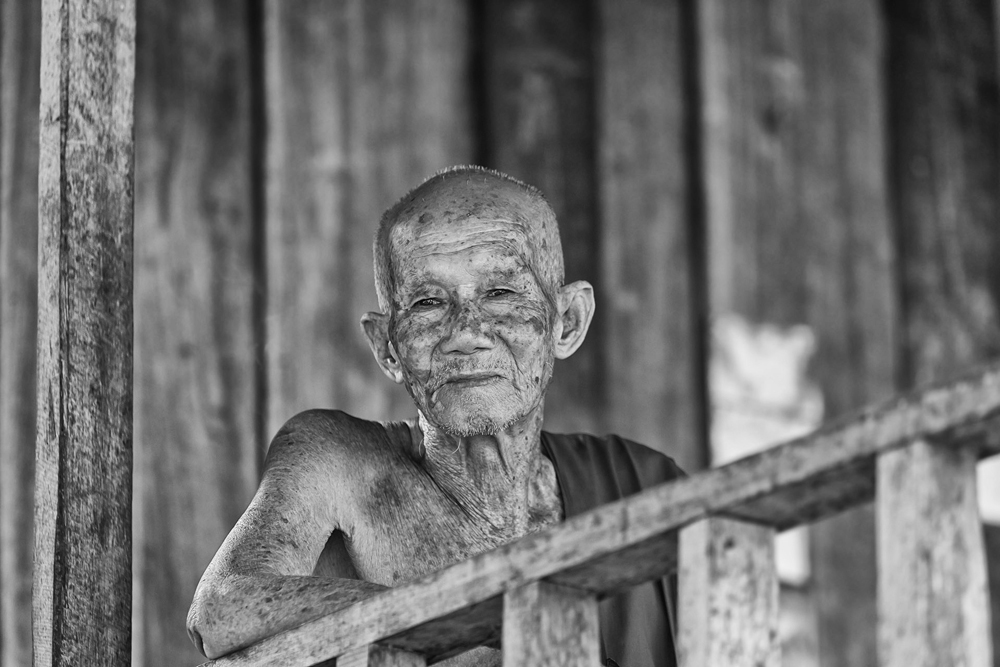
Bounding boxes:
[203,363,1000,667]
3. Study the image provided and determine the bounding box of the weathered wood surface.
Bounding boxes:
[885,0,1000,387]
[202,363,1000,667]
[678,517,779,667]
[596,0,705,472]
[985,522,1000,667]
[264,0,472,440]
[482,0,605,438]
[502,581,599,667]
[132,0,259,665]
[0,0,40,663]
[877,441,993,667]
[337,646,426,667]
[33,0,135,665]
[699,0,894,663]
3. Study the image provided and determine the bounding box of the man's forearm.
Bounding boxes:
[188,574,387,659]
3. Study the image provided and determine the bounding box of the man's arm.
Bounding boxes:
[187,411,386,659]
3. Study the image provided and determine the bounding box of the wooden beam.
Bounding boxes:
[502,581,599,667]
[0,0,41,663]
[201,363,1000,667]
[678,517,779,667]
[33,0,135,665]
[877,441,993,667]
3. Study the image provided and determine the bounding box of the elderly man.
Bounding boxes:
[187,166,684,666]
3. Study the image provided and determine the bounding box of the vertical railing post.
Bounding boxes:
[877,440,994,667]
[678,517,780,667]
[502,581,601,666]
[33,0,135,665]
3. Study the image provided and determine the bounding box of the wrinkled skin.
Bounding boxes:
[384,217,556,436]
[187,173,595,666]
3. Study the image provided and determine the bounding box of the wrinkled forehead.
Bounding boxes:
[387,178,552,281]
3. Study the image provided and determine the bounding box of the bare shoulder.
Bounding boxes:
[263,409,412,501]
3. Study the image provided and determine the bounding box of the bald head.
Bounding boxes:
[373,166,564,313]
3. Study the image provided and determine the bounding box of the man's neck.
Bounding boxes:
[413,408,559,534]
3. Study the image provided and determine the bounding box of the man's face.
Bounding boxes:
[386,214,556,437]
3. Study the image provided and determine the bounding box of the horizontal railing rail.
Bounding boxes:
[203,361,1000,667]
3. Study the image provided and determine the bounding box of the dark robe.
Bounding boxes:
[540,431,684,667]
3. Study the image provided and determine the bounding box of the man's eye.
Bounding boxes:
[485,288,513,298]
[412,297,443,308]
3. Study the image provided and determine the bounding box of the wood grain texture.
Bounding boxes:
[33,0,135,664]
[885,0,1000,388]
[482,0,603,436]
[132,0,259,665]
[337,645,426,667]
[201,363,1000,667]
[877,441,993,667]
[699,1,895,663]
[502,581,599,667]
[264,0,472,440]
[0,0,41,663]
[596,0,703,470]
[678,517,779,667]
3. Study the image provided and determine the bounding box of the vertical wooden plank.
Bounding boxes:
[877,440,993,667]
[502,581,600,667]
[481,0,602,434]
[700,0,894,664]
[678,517,780,667]
[33,0,135,664]
[0,0,41,663]
[264,0,472,440]
[596,0,703,470]
[885,0,1000,388]
[885,1,1000,661]
[337,645,426,667]
[133,0,259,665]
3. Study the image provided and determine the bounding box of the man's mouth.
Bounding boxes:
[443,373,501,387]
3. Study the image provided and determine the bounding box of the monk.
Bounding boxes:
[187,166,684,666]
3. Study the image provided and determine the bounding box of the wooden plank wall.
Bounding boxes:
[700,0,896,664]
[0,0,997,665]
[132,0,260,665]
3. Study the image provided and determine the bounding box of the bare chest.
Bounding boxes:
[338,463,561,586]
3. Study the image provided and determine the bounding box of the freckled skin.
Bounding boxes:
[187,169,596,666]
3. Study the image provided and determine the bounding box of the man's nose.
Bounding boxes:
[440,303,494,354]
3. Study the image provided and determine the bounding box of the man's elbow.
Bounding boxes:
[187,584,238,660]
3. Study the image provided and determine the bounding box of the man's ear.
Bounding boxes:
[552,280,595,360]
[361,311,405,384]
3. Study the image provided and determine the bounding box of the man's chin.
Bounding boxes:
[425,403,522,438]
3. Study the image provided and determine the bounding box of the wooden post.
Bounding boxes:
[678,517,780,667]
[33,0,135,665]
[877,440,993,667]
[0,0,41,664]
[502,581,599,666]
[337,645,426,667]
